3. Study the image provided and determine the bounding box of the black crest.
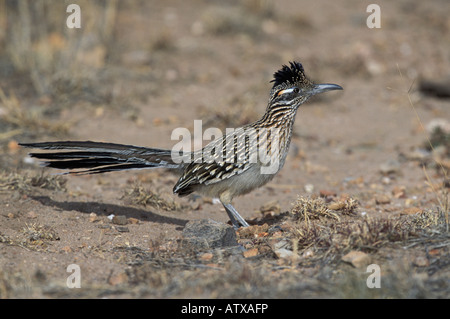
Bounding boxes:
[271,61,307,89]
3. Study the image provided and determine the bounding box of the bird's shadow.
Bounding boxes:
[30,195,188,227]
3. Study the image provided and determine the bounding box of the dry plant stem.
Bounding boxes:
[397,63,449,230]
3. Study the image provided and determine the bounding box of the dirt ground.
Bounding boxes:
[0,0,449,299]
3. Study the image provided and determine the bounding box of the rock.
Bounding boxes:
[426,118,450,135]
[392,186,406,198]
[272,239,290,250]
[128,217,139,224]
[413,256,429,267]
[403,148,431,161]
[199,252,213,261]
[89,212,99,223]
[112,215,128,225]
[320,189,336,197]
[304,184,314,193]
[61,246,72,253]
[401,207,422,215]
[243,248,259,258]
[259,201,281,215]
[108,272,128,286]
[26,211,38,219]
[301,249,314,258]
[379,159,401,175]
[115,226,129,233]
[328,201,346,211]
[342,251,371,268]
[375,194,391,205]
[275,248,295,259]
[182,219,238,249]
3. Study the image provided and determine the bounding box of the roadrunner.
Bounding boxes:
[20,61,342,229]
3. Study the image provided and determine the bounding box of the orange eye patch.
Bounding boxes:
[277,88,296,96]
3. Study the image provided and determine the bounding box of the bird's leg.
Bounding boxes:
[222,203,249,229]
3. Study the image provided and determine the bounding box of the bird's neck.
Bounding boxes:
[251,104,299,159]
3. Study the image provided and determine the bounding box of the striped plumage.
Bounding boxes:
[20,61,342,229]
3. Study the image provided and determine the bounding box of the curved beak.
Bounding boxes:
[310,83,343,96]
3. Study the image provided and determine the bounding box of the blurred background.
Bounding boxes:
[0,0,449,171]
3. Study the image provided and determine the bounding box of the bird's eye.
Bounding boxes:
[293,87,300,93]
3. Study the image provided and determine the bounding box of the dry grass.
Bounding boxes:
[0,88,70,138]
[292,196,340,222]
[0,170,67,193]
[22,223,60,245]
[2,0,117,97]
[397,65,450,232]
[0,222,60,256]
[287,195,449,265]
[122,183,181,211]
[410,207,448,234]
[291,195,358,223]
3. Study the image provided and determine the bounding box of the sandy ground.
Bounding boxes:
[0,0,449,298]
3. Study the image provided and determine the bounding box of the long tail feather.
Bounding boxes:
[19,141,181,174]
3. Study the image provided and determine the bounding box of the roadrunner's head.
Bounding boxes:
[269,61,342,109]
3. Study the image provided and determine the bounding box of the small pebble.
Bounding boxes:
[379,159,401,175]
[27,211,38,219]
[112,215,128,225]
[89,213,99,222]
[275,248,295,259]
[304,184,314,193]
[243,248,259,258]
[413,256,429,267]
[375,194,391,205]
[115,226,129,233]
[182,219,238,249]
[342,251,371,268]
